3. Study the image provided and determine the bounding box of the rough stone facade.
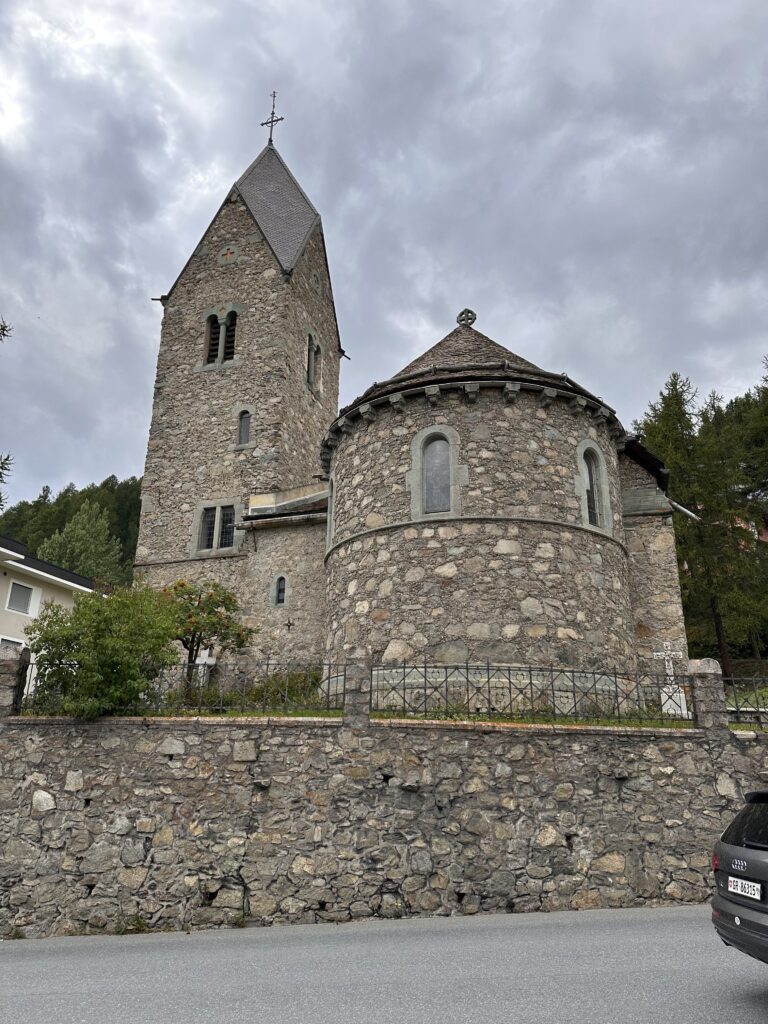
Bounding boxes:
[619,456,688,671]
[0,697,758,939]
[135,145,339,657]
[326,388,636,668]
[135,141,688,675]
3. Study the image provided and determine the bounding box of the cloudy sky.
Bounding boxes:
[1,0,767,506]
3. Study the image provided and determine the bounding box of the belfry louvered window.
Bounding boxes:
[205,316,220,364]
[223,313,237,361]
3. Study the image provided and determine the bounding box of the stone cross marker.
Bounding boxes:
[653,641,688,718]
[653,640,685,679]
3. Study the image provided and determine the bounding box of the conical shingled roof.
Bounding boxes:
[236,143,320,272]
[395,323,543,378]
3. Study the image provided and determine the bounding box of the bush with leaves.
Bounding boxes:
[162,579,254,685]
[26,587,179,719]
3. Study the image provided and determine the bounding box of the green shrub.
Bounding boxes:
[26,587,179,719]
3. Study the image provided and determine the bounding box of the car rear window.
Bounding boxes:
[722,797,768,849]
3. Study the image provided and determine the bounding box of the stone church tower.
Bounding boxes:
[136,137,688,675]
[135,140,342,656]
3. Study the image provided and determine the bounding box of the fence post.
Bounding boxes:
[343,662,371,728]
[0,647,25,717]
[689,658,729,733]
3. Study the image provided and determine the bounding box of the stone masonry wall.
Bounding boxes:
[136,207,339,570]
[619,457,688,672]
[138,520,328,662]
[0,711,760,939]
[326,389,635,667]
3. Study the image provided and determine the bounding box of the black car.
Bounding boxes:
[712,791,768,964]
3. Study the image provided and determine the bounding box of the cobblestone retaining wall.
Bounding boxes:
[0,712,759,939]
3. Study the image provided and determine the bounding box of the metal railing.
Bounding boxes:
[370,662,695,727]
[22,661,347,717]
[725,676,768,730]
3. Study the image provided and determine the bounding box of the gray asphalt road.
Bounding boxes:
[2,906,767,1024]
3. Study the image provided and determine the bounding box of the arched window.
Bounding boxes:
[405,424,469,521]
[205,315,220,364]
[306,334,321,390]
[238,410,251,446]
[584,450,601,526]
[576,442,611,532]
[275,576,287,606]
[423,435,451,514]
[223,312,237,361]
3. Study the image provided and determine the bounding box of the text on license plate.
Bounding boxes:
[728,876,762,900]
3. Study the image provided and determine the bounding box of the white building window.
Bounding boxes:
[6,581,35,616]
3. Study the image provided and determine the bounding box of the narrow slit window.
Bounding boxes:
[199,507,217,549]
[423,436,451,514]
[223,313,237,361]
[306,335,315,386]
[206,316,220,364]
[275,576,286,605]
[238,410,251,445]
[584,450,601,527]
[219,506,235,548]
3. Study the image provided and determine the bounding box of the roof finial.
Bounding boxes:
[260,90,284,144]
[457,308,476,327]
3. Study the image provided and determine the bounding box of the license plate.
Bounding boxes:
[728,876,762,901]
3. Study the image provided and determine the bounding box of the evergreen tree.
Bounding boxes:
[636,375,768,677]
[0,475,142,577]
[37,499,125,586]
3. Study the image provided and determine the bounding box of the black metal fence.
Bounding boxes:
[22,661,347,717]
[725,677,768,730]
[370,663,695,727]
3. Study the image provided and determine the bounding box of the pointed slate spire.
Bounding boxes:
[235,144,320,272]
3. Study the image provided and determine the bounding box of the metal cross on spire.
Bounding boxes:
[260,90,284,144]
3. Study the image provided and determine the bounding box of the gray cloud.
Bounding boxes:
[1,0,767,505]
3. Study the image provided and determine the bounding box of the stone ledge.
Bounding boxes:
[1,715,344,730]
[370,718,706,738]
[324,514,628,563]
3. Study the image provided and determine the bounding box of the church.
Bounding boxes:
[134,131,688,675]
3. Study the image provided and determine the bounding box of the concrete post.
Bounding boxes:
[689,657,729,733]
[343,663,371,728]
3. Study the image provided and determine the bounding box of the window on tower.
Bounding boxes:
[306,334,321,391]
[238,410,251,446]
[223,312,237,361]
[205,316,220,364]
[275,576,286,605]
[196,504,238,552]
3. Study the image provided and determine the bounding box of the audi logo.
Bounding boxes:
[732,859,748,872]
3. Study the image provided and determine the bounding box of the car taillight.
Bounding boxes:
[712,850,721,873]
